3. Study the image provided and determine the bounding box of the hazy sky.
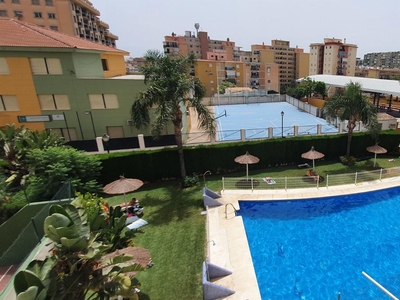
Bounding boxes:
[93,0,400,58]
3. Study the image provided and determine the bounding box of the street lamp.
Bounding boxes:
[203,170,211,187]
[102,133,110,153]
[281,111,285,138]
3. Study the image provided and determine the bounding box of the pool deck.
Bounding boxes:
[207,176,400,299]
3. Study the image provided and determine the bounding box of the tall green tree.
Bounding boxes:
[323,81,378,157]
[131,50,216,180]
[218,81,236,94]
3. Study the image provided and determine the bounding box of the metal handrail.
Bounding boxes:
[225,203,238,219]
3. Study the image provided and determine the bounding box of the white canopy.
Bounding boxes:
[298,75,400,96]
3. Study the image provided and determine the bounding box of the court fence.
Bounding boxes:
[185,94,366,145]
[221,166,400,191]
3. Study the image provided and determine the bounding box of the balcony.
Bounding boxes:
[97,19,109,29]
[71,0,100,15]
[104,31,118,40]
[75,9,81,14]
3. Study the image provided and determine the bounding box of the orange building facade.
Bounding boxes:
[0,0,118,47]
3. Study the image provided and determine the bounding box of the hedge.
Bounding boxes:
[97,131,400,184]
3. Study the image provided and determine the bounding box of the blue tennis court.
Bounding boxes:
[214,102,338,141]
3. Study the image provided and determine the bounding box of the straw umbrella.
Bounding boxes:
[301,146,325,170]
[366,143,387,167]
[103,175,144,209]
[234,151,260,179]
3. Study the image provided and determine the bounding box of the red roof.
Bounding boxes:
[0,18,128,55]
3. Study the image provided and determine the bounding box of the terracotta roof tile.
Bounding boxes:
[0,18,128,55]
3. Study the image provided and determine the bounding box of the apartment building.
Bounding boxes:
[251,40,309,91]
[0,0,118,47]
[164,27,308,93]
[363,52,400,69]
[355,67,400,79]
[309,38,357,76]
[163,26,236,60]
[0,18,153,141]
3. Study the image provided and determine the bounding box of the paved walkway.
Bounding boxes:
[206,176,400,299]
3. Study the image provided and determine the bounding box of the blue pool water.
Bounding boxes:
[239,187,400,300]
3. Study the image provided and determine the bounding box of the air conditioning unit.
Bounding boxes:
[126,120,133,126]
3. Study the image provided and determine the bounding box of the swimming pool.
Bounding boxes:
[214,102,338,141]
[239,186,400,300]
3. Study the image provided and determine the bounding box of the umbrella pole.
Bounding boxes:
[374,153,377,167]
[313,159,315,170]
[246,164,249,180]
[124,193,128,215]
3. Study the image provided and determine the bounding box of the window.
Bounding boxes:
[34,12,42,18]
[0,95,19,111]
[101,59,108,71]
[107,126,124,138]
[14,10,22,17]
[208,63,212,67]
[0,10,8,17]
[38,94,70,110]
[48,12,56,19]
[30,58,62,74]
[31,0,40,4]
[0,58,9,75]
[51,128,77,141]
[45,0,53,5]
[50,25,58,31]
[88,94,118,109]
[12,0,20,3]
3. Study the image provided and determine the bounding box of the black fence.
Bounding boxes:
[67,135,177,152]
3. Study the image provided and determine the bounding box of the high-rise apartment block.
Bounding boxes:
[250,40,309,91]
[309,38,357,76]
[363,52,400,69]
[0,0,118,47]
[163,26,309,93]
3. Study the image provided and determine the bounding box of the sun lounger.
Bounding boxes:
[263,177,276,185]
[298,163,310,169]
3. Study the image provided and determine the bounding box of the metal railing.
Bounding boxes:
[222,166,400,191]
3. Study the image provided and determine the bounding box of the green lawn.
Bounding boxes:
[102,156,400,299]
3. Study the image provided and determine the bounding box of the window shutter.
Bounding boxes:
[55,95,70,110]
[104,94,118,109]
[88,94,104,109]
[46,58,62,74]
[38,94,55,110]
[30,58,47,74]
[0,58,9,75]
[3,95,19,111]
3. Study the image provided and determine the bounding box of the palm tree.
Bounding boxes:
[131,50,216,179]
[324,81,378,157]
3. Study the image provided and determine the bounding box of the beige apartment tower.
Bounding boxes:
[251,40,309,91]
[309,38,357,76]
[0,0,118,47]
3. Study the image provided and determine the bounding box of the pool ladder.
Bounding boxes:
[225,203,238,219]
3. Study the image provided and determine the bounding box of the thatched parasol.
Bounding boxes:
[301,146,325,170]
[104,176,144,210]
[234,151,260,179]
[366,143,387,167]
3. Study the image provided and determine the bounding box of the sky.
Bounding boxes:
[93,0,400,59]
